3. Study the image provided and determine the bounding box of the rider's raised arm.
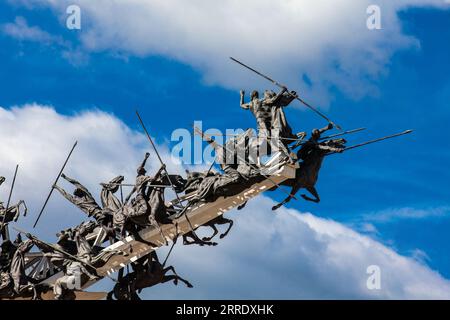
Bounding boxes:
[61,174,91,196]
[240,90,250,110]
[54,184,75,204]
[137,152,150,175]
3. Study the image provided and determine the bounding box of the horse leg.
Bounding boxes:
[106,291,115,300]
[202,223,218,241]
[130,289,141,300]
[160,275,179,286]
[219,218,233,239]
[162,266,178,285]
[30,285,38,300]
[272,184,302,211]
[237,201,247,210]
[182,233,196,246]
[169,275,193,288]
[122,278,139,301]
[183,231,217,247]
[301,186,320,203]
[163,267,193,288]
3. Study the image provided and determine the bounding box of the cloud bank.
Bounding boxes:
[148,197,450,299]
[1,104,449,299]
[5,0,449,105]
[0,104,153,236]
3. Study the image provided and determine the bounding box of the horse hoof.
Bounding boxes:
[272,206,279,211]
[201,237,210,241]
[219,235,225,239]
[187,283,193,288]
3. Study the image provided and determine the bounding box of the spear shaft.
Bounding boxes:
[201,128,364,142]
[230,57,343,131]
[33,141,78,228]
[319,128,366,141]
[5,164,18,210]
[291,128,366,150]
[343,130,413,152]
[135,111,184,207]
[326,130,413,156]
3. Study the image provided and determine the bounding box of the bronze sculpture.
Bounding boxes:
[0,57,415,300]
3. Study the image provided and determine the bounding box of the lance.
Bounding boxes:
[290,128,366,150]
[230,57,343,131]
[162,234,178,268]
[319,128,366,141]
[135,111,199,238]
[135,110,185,208]
[194,126,298,201]
[0,165,19,239]
[5,164,19,210]
[202,128,365,152]
[33,141,78,228]
[328,130,413,155]
[200,132,305,142]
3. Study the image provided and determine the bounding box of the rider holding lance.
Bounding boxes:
[124,152,167,223]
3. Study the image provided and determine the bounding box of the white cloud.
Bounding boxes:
[1,104,450,299]
[1,16,89,66]
[10,0,449,105]
[0,104,176,237]
[362,206,450,223]
[1,16,64,45]
[148,198,450,299]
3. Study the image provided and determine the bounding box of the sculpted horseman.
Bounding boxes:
[240,87,300,162]
[9,236,37,299]
[0,176,27,240]
[240,87,289,139]
[125,152,166,218]
[271,125,345,210]
[121,153,168,231]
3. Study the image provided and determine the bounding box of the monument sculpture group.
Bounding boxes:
[0,58,411,300]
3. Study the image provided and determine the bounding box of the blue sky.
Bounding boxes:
[1,1,450,298]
